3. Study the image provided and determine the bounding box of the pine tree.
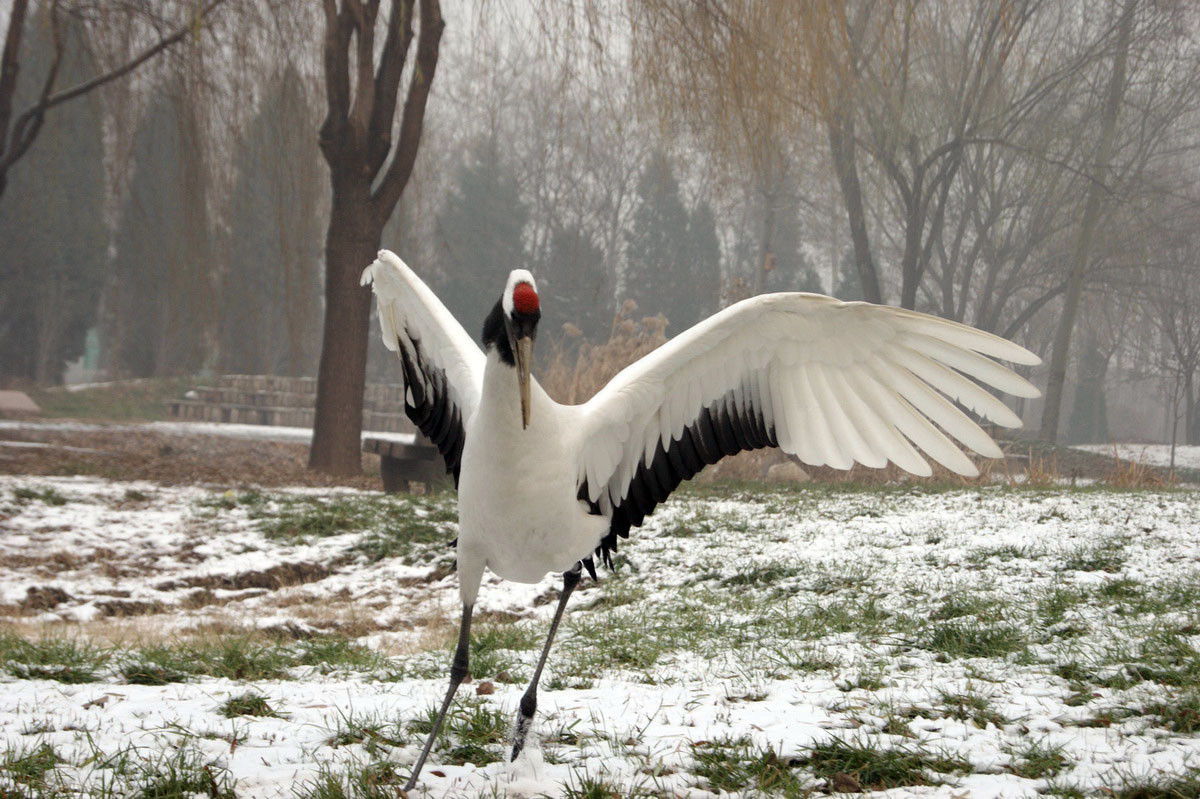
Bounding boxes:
[109,80,214,377]
[761,201,823,294]
[0,13,106,385]
[222,68,322,376]
[435,139,529,331]
[624,151,718,333]
[541,223,611,341]
[683,201,722,325]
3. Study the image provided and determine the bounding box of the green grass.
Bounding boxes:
[325,711,407,755]
[930,594,1005,622]
[1105,769,1200,798]
[691,737,808,797]
[1117,631,1200,687]
[0,632,108,683]
[126,748,237,799]
[934,689,1005,728]
[1005,740,1068,779]
[31,377,194,421]
[922,621,1027,660]
[0,631,393,686]
[0,742,62,795]
[1061,539,1127,573]
[218,692,280,719]
[120,646,199,685]
[407,698,508,767]
[201,491,456,564]
[1140,691,1200,733]
[11,485,69,505]
[561,772,669,798]
[296,761,407,799]
[465,620,541,683]
[794,737,969,792]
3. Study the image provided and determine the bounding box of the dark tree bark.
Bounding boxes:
[0,0,227,200]
[1040,0,1136,442]
[309,0,444,475]
[826,113,883,304]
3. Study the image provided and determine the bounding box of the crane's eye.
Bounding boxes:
[512,283,539,315]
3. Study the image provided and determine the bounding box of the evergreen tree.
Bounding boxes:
[435,139,529,332]
[761,200,823,294]
[0,14,106,385]
[222,68,322,376]
[684,201,722,325]
[624,151,718,333]
[109,80,214,377]
[541,223,611,341]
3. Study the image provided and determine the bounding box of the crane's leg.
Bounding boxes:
[404,602,473,792]
[510,561,582,761]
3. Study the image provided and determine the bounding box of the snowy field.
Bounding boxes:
[3,476,1200,797]
[1073,444,1200,472]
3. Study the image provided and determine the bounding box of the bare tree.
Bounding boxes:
[309,0,444,475]
[0,0,228,200]
[1039,0,1137,441]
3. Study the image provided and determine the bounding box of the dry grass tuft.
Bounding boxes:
[1016,449,1061,487]
[1104,455,1171,488]
[539,301,668,405]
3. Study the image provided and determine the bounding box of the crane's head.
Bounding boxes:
[482,269,541,429]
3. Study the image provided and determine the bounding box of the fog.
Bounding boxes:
[2,0,1198,448]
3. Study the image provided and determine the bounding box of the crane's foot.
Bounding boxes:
[510,689,537,760]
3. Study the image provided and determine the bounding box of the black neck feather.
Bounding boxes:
[482,301,515,365]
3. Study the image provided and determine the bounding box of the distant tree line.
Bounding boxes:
[2,0,1199,462]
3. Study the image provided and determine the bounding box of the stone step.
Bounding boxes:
[212,375,405,407]
[165,400,414,433]
[187,386,401,413]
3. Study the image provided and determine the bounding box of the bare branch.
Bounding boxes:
[371,0,442,219]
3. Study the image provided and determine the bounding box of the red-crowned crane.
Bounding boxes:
[361,249,1040,790]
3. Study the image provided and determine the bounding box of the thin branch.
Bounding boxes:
[0,0,31,152]
[371,0,442,219]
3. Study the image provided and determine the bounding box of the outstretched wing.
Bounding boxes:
[576,293,1040,561]
[362,250,485,485]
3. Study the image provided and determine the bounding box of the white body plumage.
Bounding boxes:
[361,249,1041,605]
[456,352,608,601]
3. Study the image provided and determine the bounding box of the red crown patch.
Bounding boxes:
[513,282,539,314]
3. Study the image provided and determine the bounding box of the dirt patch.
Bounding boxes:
[1,551,84,574]
[20,586,73,610]
[155,561,335,592]
[0,423,387,488]
[94,599,164,617]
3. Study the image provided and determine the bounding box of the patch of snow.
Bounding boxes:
[2,476,1200,796]
[1075,443,1200,470]
[0,419,415,446]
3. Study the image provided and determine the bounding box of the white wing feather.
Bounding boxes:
[360,250,485,423]
[577,293,1040,512]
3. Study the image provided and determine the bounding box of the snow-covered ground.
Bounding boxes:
[1074,443,1200,471]
[2,476,1200,797]
[0,419,416,446]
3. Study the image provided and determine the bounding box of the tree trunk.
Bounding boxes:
[826,114,882,304]
[308,0,443,475]
[308,195,378,474]
[1066,328,1109,444]
[1039,0,1135,442]
[1186,373,1198,447]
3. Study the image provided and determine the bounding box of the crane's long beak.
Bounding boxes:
[515,336,533,429]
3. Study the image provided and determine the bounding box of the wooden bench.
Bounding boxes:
[363,434,442,493]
